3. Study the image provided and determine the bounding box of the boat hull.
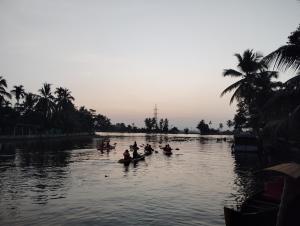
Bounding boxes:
[118,156,145,165]
[224,206,278,226]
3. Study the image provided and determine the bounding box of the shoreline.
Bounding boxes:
[0,132,98,142]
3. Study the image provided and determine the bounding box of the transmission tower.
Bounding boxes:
[154,104,158,122]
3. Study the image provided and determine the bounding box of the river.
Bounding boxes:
[0,133,274,225]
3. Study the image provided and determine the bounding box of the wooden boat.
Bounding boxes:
[144,149,153,156]
[232,133,259,153]
[224,178,283,226]
[163,150,173,156]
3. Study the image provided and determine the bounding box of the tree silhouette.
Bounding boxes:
[11,85,25,106]
[197,120,210,135]
[36,83,55,128]
[221,49,266,104]
[264,24,300,71]
[0,76,11,106]
[55,87,75,111]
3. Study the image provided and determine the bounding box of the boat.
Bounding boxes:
[224,177,283,226]
[118,155,145,165]
[144,150,152,156]
[130,145,139,151]
[225,163,300,226]
[144,148,154,156]
[163,149,173,156]
[232,133,259,153]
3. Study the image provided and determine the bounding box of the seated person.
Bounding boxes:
[163,144,172,152]
[132,148,141,159]
[123,150,131,160]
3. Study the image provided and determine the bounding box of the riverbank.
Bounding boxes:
[0,132,97,142]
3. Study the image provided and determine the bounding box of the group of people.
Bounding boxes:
[123,141,173,160]
[163,144,172,152]
[123,141,154,160]
[98,139,111,151]
[123,141,142,160]
[144,144,154,153]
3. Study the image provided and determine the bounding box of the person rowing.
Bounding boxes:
[163,144,172,152]
[132,142,143,159]
[123,150,131,161]
[163,144,173,155]
[144,144,154,155]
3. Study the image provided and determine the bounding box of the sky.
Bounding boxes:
[0,0,299,130]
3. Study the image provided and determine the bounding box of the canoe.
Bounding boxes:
[144,149,153,156]
[163,150,173,156]
[118,155,145,165]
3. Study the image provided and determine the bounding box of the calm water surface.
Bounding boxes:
[0,133,274,225]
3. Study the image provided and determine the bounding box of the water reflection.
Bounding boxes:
[0,133,290,226]
[0,137,93,209]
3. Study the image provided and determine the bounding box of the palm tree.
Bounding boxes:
[55,87,75,111]
[226,120,234,129]
[11,85,25,106]
[221,50,283,131]
[263,71,300,120]
[0,76,11,106]
[264,24,300,71]
[36,83,55,120]
[22,93,38,113]
[220,49,267,104]
[219,123,223,131]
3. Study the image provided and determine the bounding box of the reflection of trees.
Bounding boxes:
[0,143,16,168]
[231,153,265,204]
[145,134,169,150]
[0,137,92,207]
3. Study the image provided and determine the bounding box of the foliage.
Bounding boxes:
[264,24,300,71]
[197,120,210,135]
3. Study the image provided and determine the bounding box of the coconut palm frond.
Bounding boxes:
[220,79,243,97]
[264,45,300,71]
[229,86,242,104]
[234,53,243,64]
[0,89,11,99]
[0,76,8,87]
[285,72,300,86]
[223,69,242,77]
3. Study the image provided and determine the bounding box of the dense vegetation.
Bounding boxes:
[0,81,180,135]
[221,24,300,142]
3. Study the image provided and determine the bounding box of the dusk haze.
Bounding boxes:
[1,0,299,128]
[1,1,300,226]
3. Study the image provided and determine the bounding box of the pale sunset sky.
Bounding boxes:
[0,0,299,129]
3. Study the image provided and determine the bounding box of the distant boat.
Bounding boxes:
[97,145,116,151]
[232,133,259,153]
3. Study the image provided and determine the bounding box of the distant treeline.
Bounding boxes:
[0,82,99,136]
[0,81,182,136]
